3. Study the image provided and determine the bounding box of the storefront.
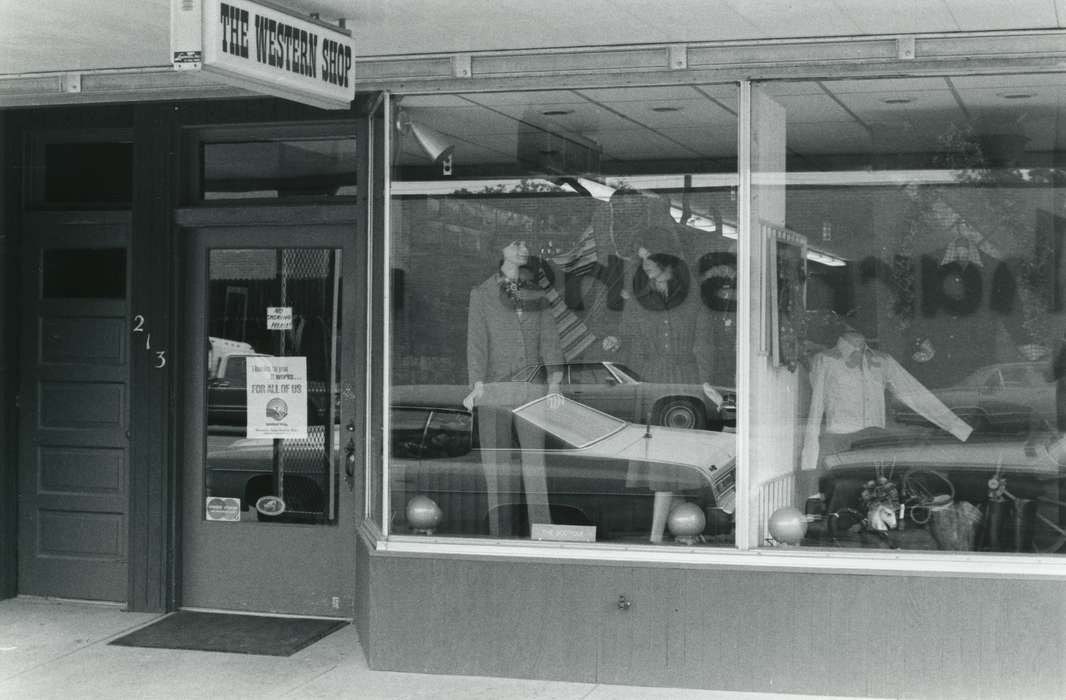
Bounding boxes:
[4,2,1066,696]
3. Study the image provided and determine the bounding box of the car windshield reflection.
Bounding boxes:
[511,394,625,449]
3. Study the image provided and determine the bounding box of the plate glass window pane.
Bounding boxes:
[201,138,357,200]
[387,86,739,545]
[43,142,133,206]
[42,248,126,299]
[204,247,341,525]
[752,73,1066,556]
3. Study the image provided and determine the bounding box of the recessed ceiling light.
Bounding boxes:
[999,92,1036,100]
[651,106,681,112]
[881,97,914,104]
[542,109,573,116]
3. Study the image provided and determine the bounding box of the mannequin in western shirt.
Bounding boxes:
[465,241,563,537]
[801,326,972,473]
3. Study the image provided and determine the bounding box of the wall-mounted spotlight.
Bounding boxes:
[396,110,455,176]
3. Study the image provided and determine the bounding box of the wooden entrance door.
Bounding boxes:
[18,212,131,601]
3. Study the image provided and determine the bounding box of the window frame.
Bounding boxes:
[25,128,134,210]
[371,72,1066,580]
[182,122,359,206]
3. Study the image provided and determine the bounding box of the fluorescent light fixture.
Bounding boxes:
[669,206,737,239]
[806,248,847,267]
[558,176,616,202]
[668,204,845,266]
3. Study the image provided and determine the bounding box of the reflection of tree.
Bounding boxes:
[890,124,1060,354]
[935,124,1058,350]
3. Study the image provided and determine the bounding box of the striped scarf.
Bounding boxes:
[545,224,605,359]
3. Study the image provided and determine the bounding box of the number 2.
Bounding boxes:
[132,314,145,333]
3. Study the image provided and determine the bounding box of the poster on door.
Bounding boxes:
[246,356,308,439]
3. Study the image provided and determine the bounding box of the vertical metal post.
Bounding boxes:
[736,80,753,551]
[328,250,341,520]
[273,249,289,505]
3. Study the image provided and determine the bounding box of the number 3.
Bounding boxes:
[154,351,167,369]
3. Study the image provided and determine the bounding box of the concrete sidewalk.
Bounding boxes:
[0,597,856,700]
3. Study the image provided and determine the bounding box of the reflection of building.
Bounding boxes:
[4,3,1066,698]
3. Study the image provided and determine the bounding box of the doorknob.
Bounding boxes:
[344,437,356,478]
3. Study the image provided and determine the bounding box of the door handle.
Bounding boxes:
[344,438,356,478]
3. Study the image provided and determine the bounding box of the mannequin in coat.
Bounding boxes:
[465,241,564,537]
[614,250,701,543]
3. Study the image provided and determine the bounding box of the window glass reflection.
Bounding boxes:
[750,73,1066,555]
[203,248,341,525]
[388,85,739,545]
[201,138,356,200]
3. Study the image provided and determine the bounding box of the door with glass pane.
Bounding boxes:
[182,223,358,617]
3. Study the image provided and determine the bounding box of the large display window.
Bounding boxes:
[381,72,1066,560]
[385,86,739,544]
[751,73,1066,556]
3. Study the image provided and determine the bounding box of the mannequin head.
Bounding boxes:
[641,252,677,284]
[501,240,530,267]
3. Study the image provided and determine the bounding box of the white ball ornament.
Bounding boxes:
[667,502,706,544]
[768,506,808,545]
[406,495,443,534]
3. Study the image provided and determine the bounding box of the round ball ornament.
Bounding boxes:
[406,495,443,535]
[667,502,706,545]
[768,506,808,545]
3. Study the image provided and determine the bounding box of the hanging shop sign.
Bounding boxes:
[170,0,355,110]
[246,356,308,439]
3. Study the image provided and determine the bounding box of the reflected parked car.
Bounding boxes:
[206,352,270,426]
[893,362,1054,434]
[509,361,736,431]
[802,429,1066,553]
[390,386,735,540]
[207,385,736,540]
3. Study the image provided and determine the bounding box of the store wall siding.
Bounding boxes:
[362,552,1066,698]
[127,103,180,612]
[0,110,16,599]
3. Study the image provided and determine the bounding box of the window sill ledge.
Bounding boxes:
[374,535,1066,580]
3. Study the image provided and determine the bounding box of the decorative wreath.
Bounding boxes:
[698,252,738,313]
[930,261,983,316]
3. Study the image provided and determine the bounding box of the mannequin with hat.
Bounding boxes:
[465,240,563,537]
[801,314,973,473]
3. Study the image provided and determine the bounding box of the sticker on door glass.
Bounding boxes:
[206,497,242,522]
[246,356,307,439]
[266,306,293,330]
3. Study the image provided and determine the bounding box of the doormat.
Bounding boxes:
[109,611,347,657]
